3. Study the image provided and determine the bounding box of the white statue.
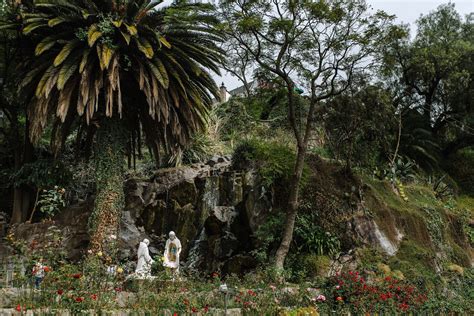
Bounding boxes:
[163,231,182,276]
[135,238,154,277]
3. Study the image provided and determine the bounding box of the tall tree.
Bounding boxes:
[0,1,36,224]
[381,4,474,159]
[1,0,223,254]
[220,0,394,269]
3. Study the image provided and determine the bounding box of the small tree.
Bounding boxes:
[220,0,395,269]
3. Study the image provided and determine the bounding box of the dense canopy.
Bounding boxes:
[2,0,223,153]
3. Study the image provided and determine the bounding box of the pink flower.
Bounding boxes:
[316,294,326,302]
[335,285,341,289]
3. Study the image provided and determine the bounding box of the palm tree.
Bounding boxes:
[2,0,223,255]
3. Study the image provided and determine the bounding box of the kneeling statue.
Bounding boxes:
[135,238,154,278]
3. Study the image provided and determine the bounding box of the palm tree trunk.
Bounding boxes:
[88,118,125,258]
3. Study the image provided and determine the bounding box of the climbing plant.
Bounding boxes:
[88,119,125,258]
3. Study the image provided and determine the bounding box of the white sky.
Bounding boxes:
[215,0,474,90]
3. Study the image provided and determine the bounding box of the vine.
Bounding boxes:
[88,118,126,260]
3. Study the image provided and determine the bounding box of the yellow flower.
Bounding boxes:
[117,267,123,274]
[97,251,103,257]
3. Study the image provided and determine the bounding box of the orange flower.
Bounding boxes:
[336,296,343,302]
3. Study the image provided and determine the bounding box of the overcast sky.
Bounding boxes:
[215,0,473,90]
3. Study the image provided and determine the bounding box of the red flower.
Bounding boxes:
[173,313,178,316]
[399,303,409,311]
[57,289,64,295]
[336,296,343,302]
[247,290,256,296]
[203,305,209,312]
[380,293,389,301]
[243,301,251,308]
[90,294,97,300]
[43,266,50,273]
[75,297,84,303]
[385,276,392,282]
[72,273,82,279]
[114,287,122,292]
[191,307,198,313]
[15,304,21,312]
[211,272,219,278]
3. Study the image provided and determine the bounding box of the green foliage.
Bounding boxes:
[429,174,455,200]
[37,186,66,219]
[323,85,396,169]
[251,212,285,263]
[12,159,71,188]
[88,119,125,255]
[2,0,223,157]
[399,112,442,170]
[445,149,474,195]
[294,212,340,256]
[381,3,474,168]
[374,156,417,184]
[232,138,307,187]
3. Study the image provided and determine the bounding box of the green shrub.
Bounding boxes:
[232,138,308,186]
[294,212,340,256]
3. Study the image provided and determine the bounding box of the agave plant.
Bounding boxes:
[1,0,223,252]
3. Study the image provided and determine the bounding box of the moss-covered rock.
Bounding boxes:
[303,255,331,278]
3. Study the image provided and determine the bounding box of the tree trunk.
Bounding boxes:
[274,145,307,270]
[88,118,125,258]
[10,118,35,224]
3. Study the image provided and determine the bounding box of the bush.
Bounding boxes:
[324,270,428,314]
[232,138,307,187]
[294,212,341,256]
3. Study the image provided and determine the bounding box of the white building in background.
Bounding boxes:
[214,80,263,105]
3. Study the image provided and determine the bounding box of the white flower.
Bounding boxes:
[335,285,341,289]
[109,234,117,240]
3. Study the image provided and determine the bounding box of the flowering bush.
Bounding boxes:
[321,270,428,313]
